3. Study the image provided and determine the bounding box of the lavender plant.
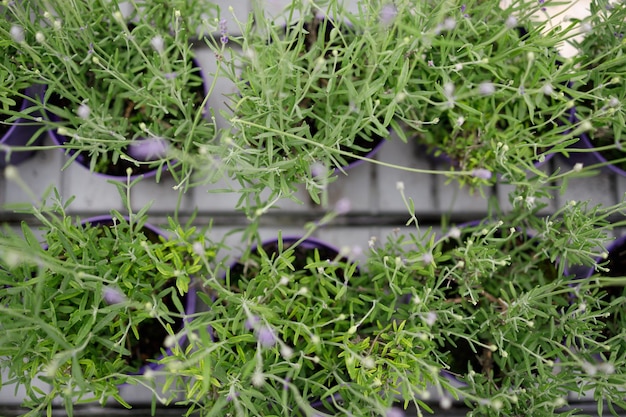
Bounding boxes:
[0,0,219,181]
[392,0,582,186]
[569,0,626,172]
[368,184,626,416]
[0,178,216,416]
[165,231,448,416]
[193,0,412,207]
[0,10,41,149]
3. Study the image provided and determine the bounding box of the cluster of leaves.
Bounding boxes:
[569,0,626,170]
[208,0,415,207]
[390,0,580,185]
[147,191,626,417]
[168,235,442,416]
[0,0,217,179]
[0,186,216,416]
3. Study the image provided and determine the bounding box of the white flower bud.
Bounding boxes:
[490,399,503,411]
[77,104,91,119]
[542,84,554,95]
[4,165,19,181]
[150,35,165,53]
[192,241,204,256]
[164,335,177,348]
[361,356,375,369]
[448,227,461,239]
[478,82,496,96]
[251,370,265,387]
[505,15,518,28]
[422,252,433,265]
[443,17,456,30]
[440,396,452,410]
[280,345,294,359]
[335,198,351,215]
[10,25,25,43]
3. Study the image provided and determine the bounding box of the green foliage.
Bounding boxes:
[2,0,626,415]
[569,0,626,170]
[394,0,580,185]
[0,0,218,181]
[0,186,216,414]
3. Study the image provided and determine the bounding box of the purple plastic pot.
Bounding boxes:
[337,131,387,172]
[81,215,197,374]
[566,107,626,176]
[0,86,45,167]
[47,58,207,182]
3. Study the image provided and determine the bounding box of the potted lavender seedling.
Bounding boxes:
[393,0,580,186]
[568,0,626,176]
[200,0,409,206]
[0,183,216,415]
[3,0,218,183]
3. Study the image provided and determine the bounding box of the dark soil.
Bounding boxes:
[129,288,184,369]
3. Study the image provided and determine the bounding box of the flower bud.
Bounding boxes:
[10,25,25,43]
[478,82,495,96]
